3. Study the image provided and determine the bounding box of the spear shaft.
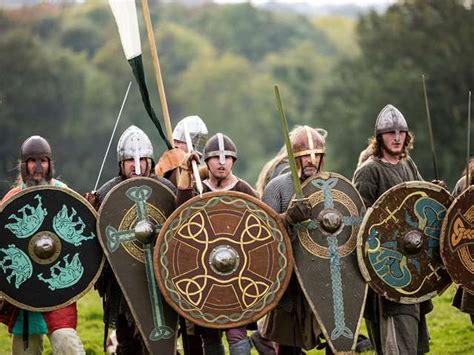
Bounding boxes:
[141,0,173,144]
[422,74,439,180]
[466,91,472,189]
[274,85,303,198]
[93,81,132,192]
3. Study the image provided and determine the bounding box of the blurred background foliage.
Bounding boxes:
[0,0,472,196]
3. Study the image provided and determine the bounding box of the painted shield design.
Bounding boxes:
[294,172,367,354]
[155,191,293,329]
[0,186,103,311]
[97,177,178,354]
[357,181,453,304]
[441,186,474,295]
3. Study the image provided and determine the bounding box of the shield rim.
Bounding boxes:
[96,176,178,354]
[0,185,104,312]
[440,185,474,296]
[296,171,368,353]
[357,181,452,304]
[155,190,294,329]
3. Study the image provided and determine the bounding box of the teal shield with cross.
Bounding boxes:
[293,172,368,354]
[97,177,179,355]
[0,186,103,311]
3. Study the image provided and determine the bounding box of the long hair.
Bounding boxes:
[462,157,474,185]
[256,145,288,197]
[365,131,415,160]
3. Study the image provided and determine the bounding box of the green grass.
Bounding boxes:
[1,286,472,354]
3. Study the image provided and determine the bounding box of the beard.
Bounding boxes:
[24,175,49,187]
[382,144,403,158]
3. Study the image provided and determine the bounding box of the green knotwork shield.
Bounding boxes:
[97,177,178,354]
[0,186,104,311]
[155,191,293,329]
[357,181,453,304]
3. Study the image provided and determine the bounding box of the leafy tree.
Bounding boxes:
[318,0,473,186]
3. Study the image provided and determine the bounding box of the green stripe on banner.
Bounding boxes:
[129,56,172,150]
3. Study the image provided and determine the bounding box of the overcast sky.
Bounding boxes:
[214,0,396,5]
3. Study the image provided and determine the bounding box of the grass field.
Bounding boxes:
[0,285,472,354]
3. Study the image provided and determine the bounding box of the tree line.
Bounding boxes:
[0,0,471,196]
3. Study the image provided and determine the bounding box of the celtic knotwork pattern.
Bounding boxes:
[308,177,357,341]
[37,253,84,291]
[299,187,361,259]
[160,196,288,325]
[0,244,33,289]
[5,195,47,239]
[53,205,95,246]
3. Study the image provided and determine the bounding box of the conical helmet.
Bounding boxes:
[292,126,326,165]
[20,135,53,182]
[172,115,208,154]
[203,133,237,164]
[375,104,408,137]
[117,125,153,176]
[21,135,52,162]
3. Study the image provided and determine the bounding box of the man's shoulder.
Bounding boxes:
[262,172,293,201]
[235,178,258,197]
[267,172,292,189]
[1,186,22,203]
[97,176,123,202]
[151,174,177,194]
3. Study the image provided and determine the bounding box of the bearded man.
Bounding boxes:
[260,126,331,354]
[88,125,176,354]
[353,104,432,354]
[1,135,84,355]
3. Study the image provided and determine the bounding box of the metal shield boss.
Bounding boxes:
[97,177,178,354]
[358,181,453,304]
[294,172,367,354]
[155,191,293,329]
[441,186,474,295]
[0,186,103,311]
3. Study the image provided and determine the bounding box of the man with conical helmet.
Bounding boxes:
[1,135,85,354]
[155,115,208,185]
[88,125,176,354]
[177,132,257,355]
[260,125,328,354]
[353,104,431,354]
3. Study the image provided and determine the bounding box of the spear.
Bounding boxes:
[93,81,132,193]
[466,91,472,189]
[141,0,173,143]
[274,85,303,198]
[422,74,439,180]
[183,123,203,196]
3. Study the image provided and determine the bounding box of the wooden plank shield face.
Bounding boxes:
[441,186,474,295]
[97,177,178,354]
[294,172,367,354]
[155,191,293,329]
[358,181,453,304]
[0,186,103,311]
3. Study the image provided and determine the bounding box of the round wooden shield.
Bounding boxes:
[441,186,474,295]
[357,181,453,304]
[97,177,178,355]
[295,172,367,353]
[0,186,103,311]
[155,191,293,329]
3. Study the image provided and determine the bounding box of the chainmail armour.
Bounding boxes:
[262,172,294,214]
[261,172,322,350]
